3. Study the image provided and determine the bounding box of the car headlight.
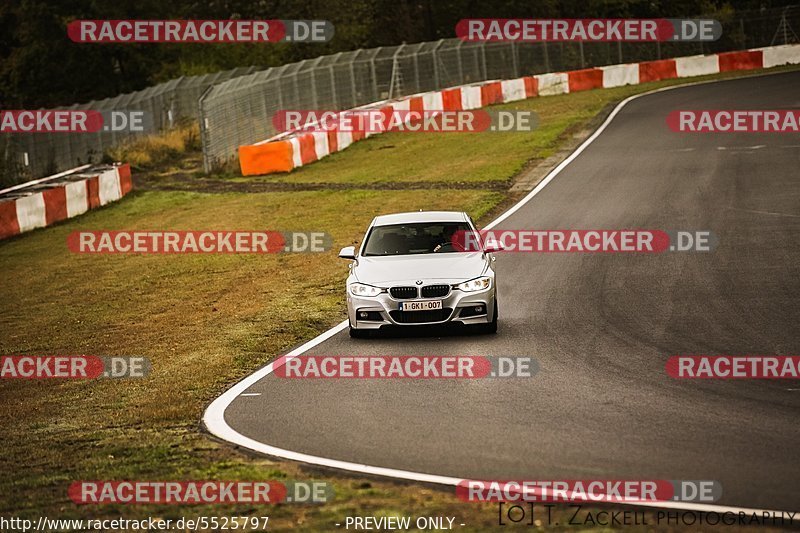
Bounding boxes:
[457,276,491,292]
[349,283,383,297]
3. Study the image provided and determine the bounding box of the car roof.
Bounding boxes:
[372,211,468,226]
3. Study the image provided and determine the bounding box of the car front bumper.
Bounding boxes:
[347,284,496,330]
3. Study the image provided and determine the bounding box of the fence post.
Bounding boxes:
[370,47,381,101]
[456,40,465,83]
[198,85,214,173]
[388,44,406,99]
[740,18,746,48]
[260,69,274,136]
[349,50,361,107]
[308,56,324,108]
[480,42,488,80]
[511,41,519,77]
[329,53,342,109]
[171,76,184,128]
[411,45,420,93]
[432,39,444,89]
[543,41,550,72]
[293,61,305,108]
[275,65,287,112]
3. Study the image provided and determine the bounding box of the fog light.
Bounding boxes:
[359,311,369,318]
[459,305,488,318]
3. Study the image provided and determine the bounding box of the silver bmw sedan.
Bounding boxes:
[338,211,501,338]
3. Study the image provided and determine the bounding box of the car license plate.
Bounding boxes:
[400,300,443,311]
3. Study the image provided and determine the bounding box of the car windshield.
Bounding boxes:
[362,222,472,256]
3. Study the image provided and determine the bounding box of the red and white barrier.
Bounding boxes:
[760,44,800,68]
[238,44,800,176]
[0,163,132,241]
[501,79,527,102]
[675,54,719,77]
[601,64,640,88]
[639,59,678,82]
[535,72,570,96]
[461,85,483,110]
[65,180,90,218]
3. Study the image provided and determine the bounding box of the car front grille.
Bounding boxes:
[390,286,418,299]
[389,308,453,324]
[421,284,450,298]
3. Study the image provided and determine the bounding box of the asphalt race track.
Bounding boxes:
[220,72,800,511]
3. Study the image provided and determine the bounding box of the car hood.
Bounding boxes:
[353,253,487,285]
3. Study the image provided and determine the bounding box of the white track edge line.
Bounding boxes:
[203,76,799,516]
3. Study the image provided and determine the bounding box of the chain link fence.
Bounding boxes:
[0,66,263,187]
[2,6,797,184]
[200,6,800,172]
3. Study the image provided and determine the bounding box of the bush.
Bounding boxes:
[106,123,200,169]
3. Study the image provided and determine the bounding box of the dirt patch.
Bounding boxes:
[136,171,511,193]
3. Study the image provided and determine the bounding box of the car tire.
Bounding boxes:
[488,300,498,333]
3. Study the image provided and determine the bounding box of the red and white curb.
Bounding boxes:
[0,163,132,241]
[239,44,800,176]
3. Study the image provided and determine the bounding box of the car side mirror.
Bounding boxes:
[483,238,504,253]
[338,246,356,260]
